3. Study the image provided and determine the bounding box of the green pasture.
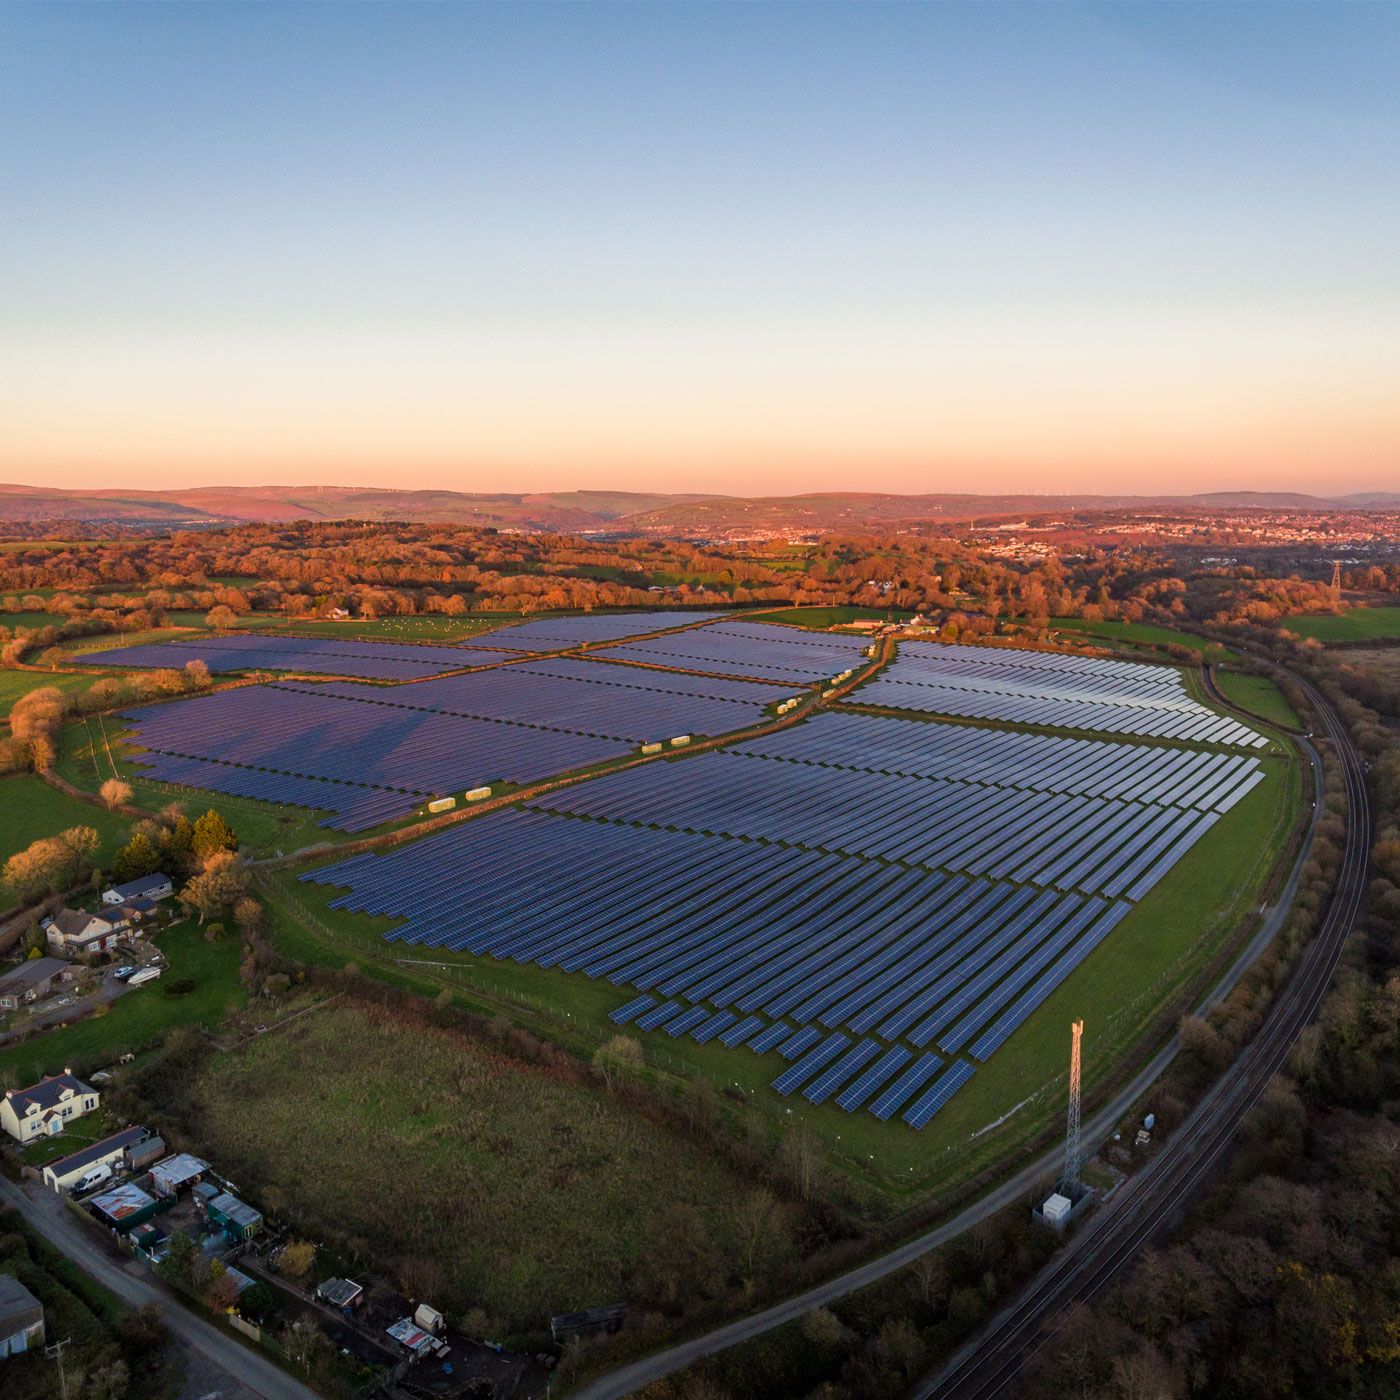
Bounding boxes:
[1212,669,1301,729]
[1281,606,1400,642]
[747,606,911,629]
[0,772,131,869]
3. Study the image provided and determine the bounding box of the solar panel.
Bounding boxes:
[609,995,655,1025]
[771,1034,850,1096]
[903,1060,977,1129]
[869,1052,944,1120]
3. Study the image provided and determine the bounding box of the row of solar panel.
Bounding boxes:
[729,711,1263,812]
[83,634,480,680]
[855,673,1265,748]
[458,610,725,652]
[529,749,1255,900]
[305,808,1127,1084]
[596,621,873,683]
[899,640,1193,702]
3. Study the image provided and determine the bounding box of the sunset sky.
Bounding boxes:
[1,2,1396,497]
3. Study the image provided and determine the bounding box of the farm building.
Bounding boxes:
[41,1125,151,1193]
[90,1182,162,1232]
[128,1221,169,1261]
[102,873,174,905]
[126,1134,166,1171]
[44,907,130,959]
[0,1275,44,1356]
[0,1070,99,1144]
[148,1152,209,1198]
[207,1191,262,1243]
[0,957,71,1011]
[314,1278,364,1312]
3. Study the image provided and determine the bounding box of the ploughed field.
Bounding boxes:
[100,612,1288,1141]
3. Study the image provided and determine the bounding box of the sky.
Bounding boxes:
[1,1,1397,498]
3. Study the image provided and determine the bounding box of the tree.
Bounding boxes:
[278,1239,317,1284]
[204,605,239,629]
[191,808,238,861]
[233,896,263,934]
[280,1318,333,1377]
[100,777,133,810]
[111,831,161,884]
[592,1033,643,1088]
[239,1282,278,1322]
[2,825,99,903]
[178,851,248,924]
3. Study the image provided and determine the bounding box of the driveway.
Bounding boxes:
[0,1176,320,1400]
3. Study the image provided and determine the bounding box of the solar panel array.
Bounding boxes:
[529,740,1259,901]
[291,658,791,742]
[596,620,872,682]
[83,633,481,679]
[461,611,724,652]
[117,656,790,831]
[855,641,1265,747]
[305,808,1136,1125]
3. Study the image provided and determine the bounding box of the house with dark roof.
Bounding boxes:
[0,956,70,1011]
[0,1070,99,1144]
[0,1275,44,1356]
[43,907,130,959]
[41,1125,151,1193]
[102,873,174,906]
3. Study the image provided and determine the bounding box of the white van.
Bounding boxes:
[75,1162,112,1194]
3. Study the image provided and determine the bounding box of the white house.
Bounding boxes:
[101,873,174,906]
[0,1070,100,1144]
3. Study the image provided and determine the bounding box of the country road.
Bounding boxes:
[570,661,1326,1400]
[0,1175,319,1400]
[917,661,1369,1398]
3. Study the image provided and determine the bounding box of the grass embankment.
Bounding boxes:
[1281,605,1400,642]
[261,749,1298,1208]
[1212,669,1301,729]
[153,1000,796,1329]
[0,924,244,1083]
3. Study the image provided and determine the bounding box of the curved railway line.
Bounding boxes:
[916,662,1369,1399]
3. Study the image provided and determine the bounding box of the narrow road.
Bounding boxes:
[0,1175,320,1400]
[916,663,1369,1398]
[571,656,1325,1400]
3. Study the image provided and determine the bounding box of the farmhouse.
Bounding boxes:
[44,907,130,959]
[0,1070,99,1144]
[41,1125,152,1193]
[102,873,174,906]
[0,1275,44,1357]
[0,956,70,1010]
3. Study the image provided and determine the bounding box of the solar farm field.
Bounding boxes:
[261,628,1300,1187]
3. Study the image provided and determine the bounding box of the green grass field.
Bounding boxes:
[746,606,911,630]
[1047,617,1231,656]
[263,746,1299,1207]
[0,669,98,717]
[0,611,68,631]
[1281,605,1400,642]
[0,773,132,869]
[153,1000,806,1331]
[1212,669,1301,729]
[0,924,244,1084]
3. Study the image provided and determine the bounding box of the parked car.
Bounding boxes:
[112,966,138,981]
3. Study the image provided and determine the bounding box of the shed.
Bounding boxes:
[42,1125,149,1193]
[0,956,69,1010]
[192,1181,220,1205]
[125,1135,166,1172]
[91,1182,161,1232]
[0,1275,44,1356]
[1040,1192,1073,1230]
[413,1302,445,1336]
[550,1302,628,1341]
[207,1191,263,1243]
[315,1278,364,1312]
[128,1222,168,1260]
[148,1152,208,1197]
[386,1317,435,1357]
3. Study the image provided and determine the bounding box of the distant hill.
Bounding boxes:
[0,482,1393,533]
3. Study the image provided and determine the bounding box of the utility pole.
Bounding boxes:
[46,1337,72,1400]
[1060,1019,1084,1198]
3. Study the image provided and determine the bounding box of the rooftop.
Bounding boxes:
[0,1273,41,1327]
[91,1181,156,1221]
[0,956,67,993]
[209,1191,262,1230]
[5,1070,92,1114]
[149,1153,209,1190]
[44,1126,149,1179]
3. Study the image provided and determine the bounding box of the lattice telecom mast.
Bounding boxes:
[1061,1019,1084,1196]
[1331,560,1343,604]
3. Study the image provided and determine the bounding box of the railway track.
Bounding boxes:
[915,663,1370,1399]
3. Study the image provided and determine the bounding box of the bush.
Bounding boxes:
[162,978,196,998]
